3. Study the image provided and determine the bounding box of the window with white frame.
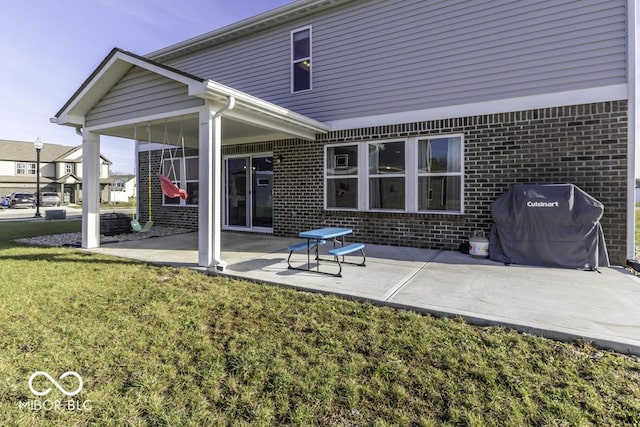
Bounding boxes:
[324,135,464,214]
[184,157,199,206]
[326,144,358,209]
[66,163,74,174]
[162,156,199,206]
[368,141,405,210]
[418,136,462,212]
[291,27,312,92]
[16,162,36,175]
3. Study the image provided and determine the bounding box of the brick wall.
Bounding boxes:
[274,101,628,264]
[140,100,629,265]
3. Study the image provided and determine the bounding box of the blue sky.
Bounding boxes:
[0,0,292,173]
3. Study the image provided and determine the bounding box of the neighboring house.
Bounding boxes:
[0,139,112,203]
[52,0,637,269]
[109,174,136,203]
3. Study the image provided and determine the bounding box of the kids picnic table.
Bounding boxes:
[287,227,366,277]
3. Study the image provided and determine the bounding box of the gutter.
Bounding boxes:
[195,80,330,135]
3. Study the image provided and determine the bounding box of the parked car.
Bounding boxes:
[1,195,10,208]
[9,193,35,209]
[39,192,61,207]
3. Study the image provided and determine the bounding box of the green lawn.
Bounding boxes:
[0,221,639,425]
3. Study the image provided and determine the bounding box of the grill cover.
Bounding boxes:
[489,184,609,269]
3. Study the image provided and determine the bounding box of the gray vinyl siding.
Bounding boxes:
[86,66,204,128]
[165,0,627,123]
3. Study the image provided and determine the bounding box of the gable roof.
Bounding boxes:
[52,48,206,127]
[53,48,330,141]
[0,140,74,162]
[112,174,136,181]
[0,140,111,164]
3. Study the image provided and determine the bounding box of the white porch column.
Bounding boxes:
[198,102,226,270]
[81,130,101,248]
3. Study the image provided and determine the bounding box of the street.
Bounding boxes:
[0,205,132,222]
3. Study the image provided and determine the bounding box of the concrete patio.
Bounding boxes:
[86,232,640,356]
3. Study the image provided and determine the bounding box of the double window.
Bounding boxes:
[291,27,312,92]
[325,135,464,213]
[16,162,37,175]
[162,156,199,206]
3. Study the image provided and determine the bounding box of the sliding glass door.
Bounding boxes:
[224,155,273,231]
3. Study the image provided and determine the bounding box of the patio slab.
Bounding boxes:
[86,232,640,355]
[387,250,640,355]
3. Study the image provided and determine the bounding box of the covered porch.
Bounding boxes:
[51,48,329,271]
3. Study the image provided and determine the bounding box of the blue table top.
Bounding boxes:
[299,227,353,239]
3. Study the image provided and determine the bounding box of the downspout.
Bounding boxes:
[627,0,638,267]
[213,96,236,118]
[210,96,235,271]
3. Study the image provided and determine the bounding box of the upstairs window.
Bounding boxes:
[66,163,74,174]
[16,162,36,175]
[291,27,312,92]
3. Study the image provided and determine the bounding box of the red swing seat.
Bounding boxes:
[158,173,188,200]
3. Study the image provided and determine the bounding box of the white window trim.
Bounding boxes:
[324,143,359,211]
[290,25,312,93]
[366,140,408,212]
[161,155,198,207]
[324,134,465,215]
[222,152,274,232]
[16,162,37,175]
[416,134,465,214]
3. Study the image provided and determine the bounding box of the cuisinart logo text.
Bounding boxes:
[527,201,559,208]
[18,371,91,412]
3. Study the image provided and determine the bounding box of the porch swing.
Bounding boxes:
[158,120,188,200]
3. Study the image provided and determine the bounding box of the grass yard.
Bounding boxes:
[0,220,639,426]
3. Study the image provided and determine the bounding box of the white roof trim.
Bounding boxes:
[52,49,205,127]
[191,80,329,137]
